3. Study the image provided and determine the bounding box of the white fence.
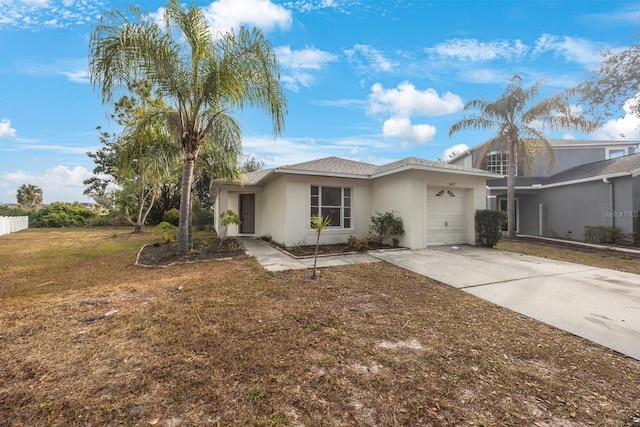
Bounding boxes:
[0,216,29,236]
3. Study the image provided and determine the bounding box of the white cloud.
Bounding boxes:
[383,117,437,145]
[0,119,17,138]
[275,45,337,91]
[532,34,605,68]
[60,69,89,84]
[202,0,292,33]
[592,97,640,140]
[344,44,398,73]
[276,45,337,70]
[426,38,528,62]
[366,82,463,145]
[0,0,105,30]
[441,143,469,161]
[0,165,92,204]
[367,82,464,117]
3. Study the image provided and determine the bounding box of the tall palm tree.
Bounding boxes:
[16,184,43,208]
[89,1,287,255]
[449,75,597,238]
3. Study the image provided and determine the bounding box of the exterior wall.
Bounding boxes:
[537,180,619,241]
[260,176,288,242]
[371,170,487,248]
[533,148,606,176]
[370,172,420,248]
[284,175,372,246]
[608,177,635,235]
[634,176,640,235]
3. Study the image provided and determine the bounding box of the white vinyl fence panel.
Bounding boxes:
[0,216,29,236]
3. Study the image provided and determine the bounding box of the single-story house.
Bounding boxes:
[213,156,500,249]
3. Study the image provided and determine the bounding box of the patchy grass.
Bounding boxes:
[1,228,639,426]
[497,237,640,275]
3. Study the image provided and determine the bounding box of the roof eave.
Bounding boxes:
[373,164,502,179]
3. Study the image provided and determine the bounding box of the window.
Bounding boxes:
[606,148,626,159]
[310,185,352,228]
[486,152,510,176]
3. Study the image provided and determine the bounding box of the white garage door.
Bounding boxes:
[427,187,468,245]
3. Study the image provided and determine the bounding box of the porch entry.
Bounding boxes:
[499,198,519,232]
[239,194,255,234]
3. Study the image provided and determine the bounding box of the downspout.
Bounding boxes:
[603,178,614,228]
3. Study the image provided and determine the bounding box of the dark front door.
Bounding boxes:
[239,194,256,234]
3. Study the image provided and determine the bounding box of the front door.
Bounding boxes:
[239,194,256,234]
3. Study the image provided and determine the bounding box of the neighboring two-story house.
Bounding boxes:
[449,139,640,242]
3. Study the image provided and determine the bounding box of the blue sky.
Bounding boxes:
[0,0,638,204]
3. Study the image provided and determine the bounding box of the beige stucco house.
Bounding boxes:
[213,157,500,249]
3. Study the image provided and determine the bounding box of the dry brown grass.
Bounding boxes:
[497,238,640,275]
[1,228,639,426]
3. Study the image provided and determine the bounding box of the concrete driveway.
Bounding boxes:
[373,246,640,361]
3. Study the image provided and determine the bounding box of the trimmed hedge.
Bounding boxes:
[584,226,620,244]
[476,210,507,247]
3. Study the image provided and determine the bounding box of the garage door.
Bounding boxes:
[427,187,468,245]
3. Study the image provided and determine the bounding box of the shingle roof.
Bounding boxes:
[545,152,640,184]
[226,156,499,186]
[278,156,379,176]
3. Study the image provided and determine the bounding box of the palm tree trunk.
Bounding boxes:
[507,140,516,239]
[177,158,195,256]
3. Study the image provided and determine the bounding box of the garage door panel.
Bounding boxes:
[427,187,468,245]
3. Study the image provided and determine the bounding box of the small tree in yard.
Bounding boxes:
[369,211,404,246]
[218,210,241,248]
[310,215,331,279]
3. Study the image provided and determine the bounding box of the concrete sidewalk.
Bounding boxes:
[240,237,380,271]
[241,237,640,360]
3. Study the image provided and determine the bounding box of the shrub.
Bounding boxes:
[346,235,369,252]
[368,211,404,245]
[584,226,620,244]
[162,208,180,226]
[192,199,215,231]
[154,221,177,242]
[32,202,96,228]
[476,210,507,247]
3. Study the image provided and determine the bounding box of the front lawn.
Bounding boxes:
[1,228,638,426]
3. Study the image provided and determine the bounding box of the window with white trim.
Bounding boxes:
[310,185,352,228]
[486,152,510,176]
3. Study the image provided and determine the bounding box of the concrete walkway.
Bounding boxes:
[240,237,380,271]
[241,238,640,360]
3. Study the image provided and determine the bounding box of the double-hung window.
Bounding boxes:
[486,152,510,176]
[310,185,352,228]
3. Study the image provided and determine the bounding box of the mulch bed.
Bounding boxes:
[136,237,248,267]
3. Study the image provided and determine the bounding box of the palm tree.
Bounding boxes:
[449,74,597,238]
[89,1,287,255]
[16,184,43,208]
[310,215,331,279]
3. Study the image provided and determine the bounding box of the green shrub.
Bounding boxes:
[192,199,215,231]
[346,235,369,252]
[584,226,620,244]
[368,211,404,245]
[162,208,180,226]
[476,210,507,247]
[32,202,96,228]
[154,221,178,242]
